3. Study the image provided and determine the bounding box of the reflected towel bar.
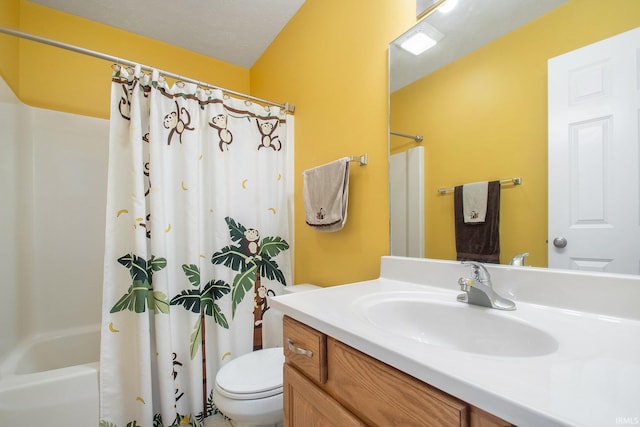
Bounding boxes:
[390,131,424,143]
[438,177,522,194]
[348,154,368,166]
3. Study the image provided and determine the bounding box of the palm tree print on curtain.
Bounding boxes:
[110,254,169,314]
[100,65,292,427]
[170,264,230,408]
[212,217,289,351]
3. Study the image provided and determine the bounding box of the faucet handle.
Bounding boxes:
[510,252,530,266]
[458,277,474,292]
[461,261,491,282]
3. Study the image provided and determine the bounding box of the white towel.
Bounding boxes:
[302,158,350,232]
[462,181,489,223]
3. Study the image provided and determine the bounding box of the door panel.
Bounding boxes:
[548,27,640,274]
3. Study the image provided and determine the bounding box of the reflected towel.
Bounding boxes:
[303,158,350,232]
[454,180,500,263]
[463,181,488,223]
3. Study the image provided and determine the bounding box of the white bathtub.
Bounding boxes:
[0,325,100,426]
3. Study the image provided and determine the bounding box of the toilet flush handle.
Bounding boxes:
[286,338,313,358]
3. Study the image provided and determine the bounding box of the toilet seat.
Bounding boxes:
[215,347,284,400]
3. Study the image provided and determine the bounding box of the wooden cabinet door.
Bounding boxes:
[326,338,468,426]
[284,364,365,427]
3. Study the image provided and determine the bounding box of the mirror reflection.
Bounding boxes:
[389,0,640,272]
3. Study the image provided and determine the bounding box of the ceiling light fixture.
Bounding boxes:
[400,33,437,55]
[398,23,444,56]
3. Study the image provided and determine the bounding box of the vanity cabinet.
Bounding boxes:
[283,315,514,427]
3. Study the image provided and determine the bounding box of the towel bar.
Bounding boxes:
[347,154,368,166]
[390,131,423,143]
[438,177,521,194]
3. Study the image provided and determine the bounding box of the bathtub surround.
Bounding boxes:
[0,75,106,425]
[0,76,107,360]
[0,77,20,361]
[100,66,293,426]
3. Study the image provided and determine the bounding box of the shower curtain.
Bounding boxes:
[100,66,292,427]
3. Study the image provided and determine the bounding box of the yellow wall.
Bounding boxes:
[391,0,640,267]
[1,0,418,287]
[1,0,249,118]
[0,0,20,89]
[251,0,415,286]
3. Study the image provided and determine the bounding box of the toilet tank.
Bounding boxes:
[263,284,320,348]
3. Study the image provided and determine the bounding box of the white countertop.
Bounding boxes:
[272,257,640,427]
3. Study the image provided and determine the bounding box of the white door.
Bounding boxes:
[390,146,424,257]
[548,27,640,274]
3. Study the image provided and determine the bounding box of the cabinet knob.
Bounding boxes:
[287,338,313,358]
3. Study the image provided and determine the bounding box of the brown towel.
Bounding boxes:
[454,180,500,263]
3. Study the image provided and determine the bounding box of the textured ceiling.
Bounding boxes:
[29,0,306,69]
[390,0,569,92]
[27,0,569,84]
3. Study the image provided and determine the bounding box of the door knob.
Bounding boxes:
[553,237,567,248]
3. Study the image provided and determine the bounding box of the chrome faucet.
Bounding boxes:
[457,261,516,311]
[510,252,529,266]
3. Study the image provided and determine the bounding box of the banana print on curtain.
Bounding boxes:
[100,66,292,427]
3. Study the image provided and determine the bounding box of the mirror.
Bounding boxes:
[389,0,640,268]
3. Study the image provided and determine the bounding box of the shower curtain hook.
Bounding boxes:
[111,57,122,74]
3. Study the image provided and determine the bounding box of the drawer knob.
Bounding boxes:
[287,338,313,357]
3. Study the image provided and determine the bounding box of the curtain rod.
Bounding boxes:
[390,131,423,143]
[0,26,295,114]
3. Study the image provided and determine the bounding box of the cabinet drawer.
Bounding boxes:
[327,337,468,427]
[283,316,327,384]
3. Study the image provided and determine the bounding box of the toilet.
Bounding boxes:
[212,284,319,427]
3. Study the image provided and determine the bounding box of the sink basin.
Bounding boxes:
[355,292,558,357]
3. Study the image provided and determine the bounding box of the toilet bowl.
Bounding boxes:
[212,284,319,427]
[213,347,285,427]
